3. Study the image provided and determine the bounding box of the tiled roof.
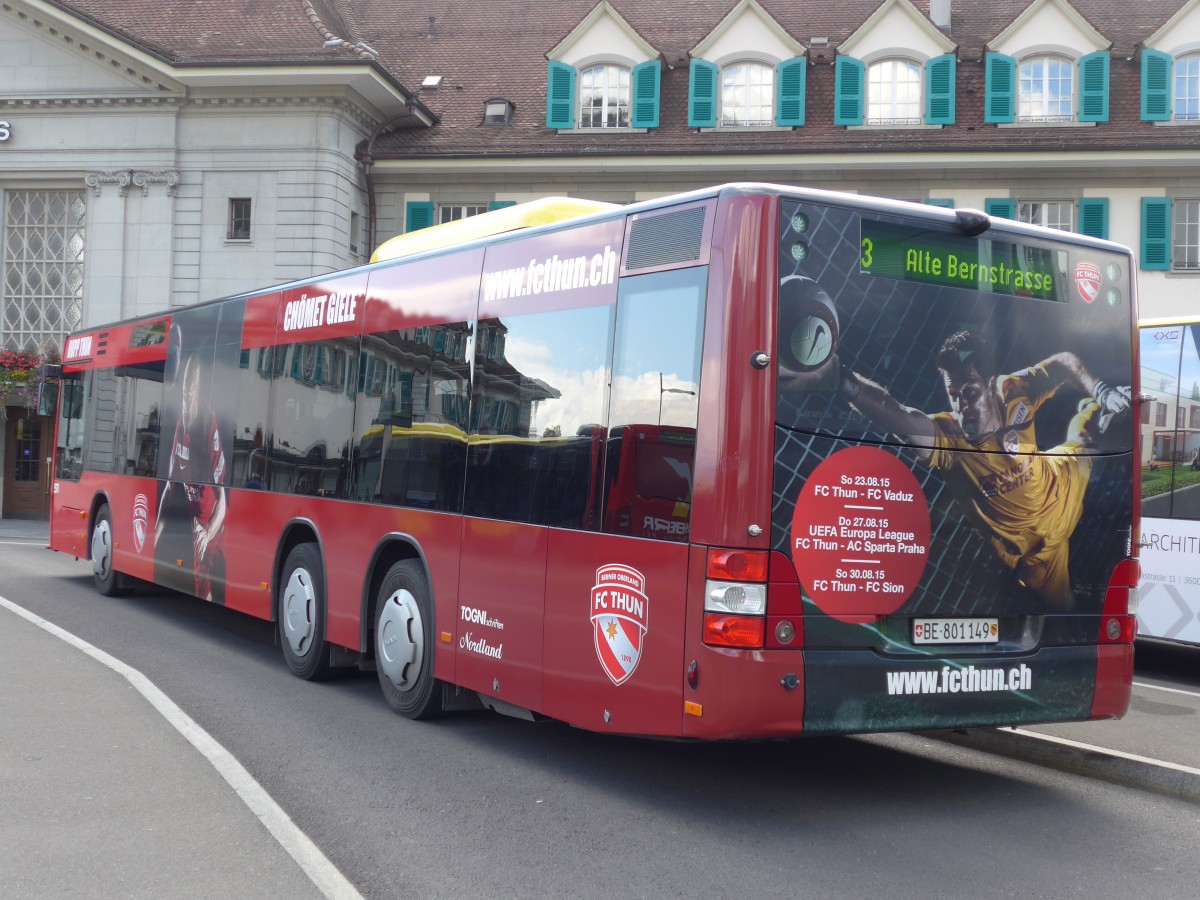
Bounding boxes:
[46,1,1200,157]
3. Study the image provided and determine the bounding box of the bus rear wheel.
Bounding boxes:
[374,559,443,719]
[278,543,333,681]
[91,504,131,597]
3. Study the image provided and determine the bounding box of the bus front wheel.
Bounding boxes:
[374,559,443,719]
[278,543,333,681]
[91,504,131,597]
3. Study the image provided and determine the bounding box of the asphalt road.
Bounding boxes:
[3,534,1199,899]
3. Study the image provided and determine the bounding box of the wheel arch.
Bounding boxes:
[272,517,325,622]
[360,533,434,655]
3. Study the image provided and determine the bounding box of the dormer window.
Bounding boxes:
[579,64,631,128]
[867,58,922,125]
[1176,53,1200,120]
[1019,55,1074,122]
[720,61,773,127]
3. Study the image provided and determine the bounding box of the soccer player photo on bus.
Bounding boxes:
[154,314,234,604]
[780,305,1131,611]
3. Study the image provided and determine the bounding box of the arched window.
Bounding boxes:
[579,64,630,128]
[867,59,922,125]
[721,62,774,126]
[1019,55,1074,121]
[1175,52,1200,120]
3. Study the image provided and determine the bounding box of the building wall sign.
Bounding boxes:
[0,121,11,142]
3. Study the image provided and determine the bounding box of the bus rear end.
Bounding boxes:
[684,188,1137,738]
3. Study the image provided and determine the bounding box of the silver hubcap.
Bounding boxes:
[281,567,317,656]
[91,519,112,581]
[377,589,423,693]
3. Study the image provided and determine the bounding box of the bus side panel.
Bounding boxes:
[542,529,689,737]
[457,518,547,713]
[103,476,158,584]
[690,191,776,550]
[50,476,90,558]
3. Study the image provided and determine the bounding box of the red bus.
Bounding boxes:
[47,184,1140,738]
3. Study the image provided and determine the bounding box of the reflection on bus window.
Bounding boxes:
[603,267,706,542]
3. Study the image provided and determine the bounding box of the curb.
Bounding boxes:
[927,727,1200,804]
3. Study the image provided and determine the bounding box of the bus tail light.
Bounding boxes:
[1100,558,1140,644]
[704,549,768,648]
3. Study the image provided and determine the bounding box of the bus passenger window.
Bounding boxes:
[603,267,706,542]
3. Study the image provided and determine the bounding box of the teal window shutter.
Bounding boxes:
[834,56,864,125]
[688,59,718,127]
[1078,51,1110,122]
[985,53,1016,123]
[775,57,806,126]
[925,198,955,208]
[1078,198,1109,239]
[1141,198,1172,270]
[406,201,435,233]
[985,198,1015,219]
[925,54,956,124]
[488,201,517,211]
[632,60,661,128]
[1141,49,1172,121]
[546,61,575,129]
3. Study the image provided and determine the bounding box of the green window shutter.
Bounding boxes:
[1078,198,1109,239]
[925,54,956,124]
[984,52,1016,123]
[546,60,575,129]
[1141,197,1172,270]
[925,198,955,208]
[775,57,806,126]
[631,60,661,128]
[688,59,718,127]
[834,56,864,126]
[1142,49,1172,121]
[1078,51,1110,122]
[985,198,1015,219]
[488,201,517,211]
[405,201,435,233]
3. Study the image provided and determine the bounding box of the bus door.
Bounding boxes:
[541,266,707,735]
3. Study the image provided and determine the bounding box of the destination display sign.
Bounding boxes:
[859,219,1069,303]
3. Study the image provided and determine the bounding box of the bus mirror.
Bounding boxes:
[39,363,62,380]
[36,381,58,417]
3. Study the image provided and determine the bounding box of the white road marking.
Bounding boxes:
[0,595,362,900]
[1004,726,1200,778]
[1134,680,1200,700]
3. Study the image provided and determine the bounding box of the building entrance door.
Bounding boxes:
[3,408,49,519]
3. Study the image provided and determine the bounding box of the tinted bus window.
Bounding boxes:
[602,267,705,541]
[351,323,471,511]
[465,304,613,527]
[269,337,357,498]
[55,372,85,480]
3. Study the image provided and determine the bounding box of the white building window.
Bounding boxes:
[1173,199,1200,270]
[867,59,922,125]
[227,198,252,240]
[579,64,630,128]
[1019,56,1074,122]
[1175,52,1200,121]
[3,190,85,352]
[721,62,774,127]
[438,204,487,224]
[1018,201,1073,231]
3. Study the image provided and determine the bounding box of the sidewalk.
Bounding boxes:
[0,517,345,899]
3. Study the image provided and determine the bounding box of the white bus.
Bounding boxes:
[1138,317,1200,646]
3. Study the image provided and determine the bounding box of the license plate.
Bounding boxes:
[913,618,998,644]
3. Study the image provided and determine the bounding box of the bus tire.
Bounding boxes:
[278,543,333,681]
[91,504,131,597]
[374,559,443,720]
